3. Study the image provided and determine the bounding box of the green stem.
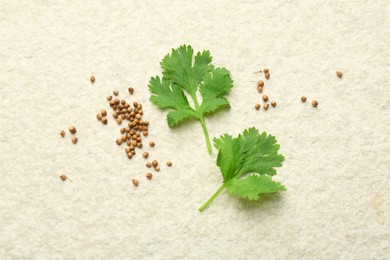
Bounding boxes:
[191,93,212,154]
[199,116,212,154]
[198,182,228,212]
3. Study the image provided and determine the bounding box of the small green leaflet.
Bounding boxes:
[198,127,285,211]
[149,45,233,154]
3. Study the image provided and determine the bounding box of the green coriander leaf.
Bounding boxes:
[199,127,285,211]
[149,76,197,127]
[227,175,286,201]
[149,45,234,154]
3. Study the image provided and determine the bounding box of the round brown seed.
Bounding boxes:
[97,114,103,120]
[90,75,95,83]
[114,99,120,105]
[121,136,127,142]
[101,117,108,124]
[71,137,78,144]
[132,179,139,187]
[109,100,115,106]
[101,110,107,116]
[137,143,143,148]
[336,71,343,78]
[125,147,131,153]
[120,128,125,134]
[146,173,153,180]
[312,100,318,107]
[271,101,276,107]
[128,87,134,94]
[60,174,67,181]
[127,153,133,159]
[255,104,260,110]
[301,96,307,103]
[113,90,119,96]
[263,68,269,73]
[155,166,160,171]
[69,126,76,134]
[167,161,172,167]
[152,160,158,167]
[143,152,149,159]
[146,162,152,168]
[149,141,155,147]
[60,130,65,137]
[262,95,269,102]
[121,100,126,105]
[107,95,112,101]
[263,104,269,110]
[257,80,264,88]
[265,72,270,80]
[116,118,122,124]
[133,102,138,107]
[257,86,263,93]
[142,131,148,136]
[116,139,122,145]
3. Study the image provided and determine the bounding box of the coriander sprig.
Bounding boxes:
[148,45,233,154]
[198,127,285,212]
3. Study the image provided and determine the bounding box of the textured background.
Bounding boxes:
[0,0,389,259]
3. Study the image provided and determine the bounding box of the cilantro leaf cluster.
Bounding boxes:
[199,127,286,211]
[149,45,233,154]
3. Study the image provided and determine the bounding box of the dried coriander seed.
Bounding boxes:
[59,174,71,181]
[128,87,134,94]
[149,141,155,147]
[71,137,78,144]
[146,173,153,180]
[312,100,318,107]
[116,139,123,145]
[142,131,148,136]
[97,114,103,120]
[127,153,133,159]
[113,90,119,96]
[265,72,270,79]
[257,86,263,93]
[257,80,264,88]
[116,118,122,124]
[167,161,172,167]
[107,95,112,101]
[132,179,139,187]
[69,126,77,134]
[121,136,127,142]
[90,75,95,83]
[262,95,269,102]
[101,117,108,124]
[271,101,276,107]
[146,162,152,168]
[263,104,269,110]
[255,104,260,110]
[101,110,107,116]
[263,68,269,73]
[152,160,158,167]
[143,152,149,159]
[155,166,160,171]
[60,130,65,137]
[301,96,307,103]
[137,143,143,148]
[336,71,343,78]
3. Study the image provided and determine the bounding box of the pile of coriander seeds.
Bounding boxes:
[254,68,277,111]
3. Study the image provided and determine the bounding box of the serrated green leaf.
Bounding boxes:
[227,175,286,201]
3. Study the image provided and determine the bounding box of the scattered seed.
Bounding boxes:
[116,139,123,145]
[167,161,172,167]
[312,100,318,108]
[142,131,148,136]
[336,71,343,78]
[132,179,139,187]
[97,114,103,120]
[121,100,126,105]
[255,104,260,110]
[146,172,153,180]
[101,110,107,116]
[116,118,123,124]
[155,166,160,171]
[121,136,127,142]
[301,96,307,103]
[101,117,108,124]
[71,137,78,144]
[90,75,95,83]
[257,80,264,88]
[107,95,112,101]
[257,86,263,93]
[263,104,269,110]
[133,102,138,107]
[69,126,77,134]
[263,68,269,73]
[262,95,269,102]
[146,162,152,168]
[271,101,276,107]
[60,174,68,181]
[128,87,134,94]
[137,142,143,148]
[60,130,65,137]
[127,153,133,159]
[113,90,119,96]
[149,141,155,147]
[143,152,149,159]
[152,160,158,167]
[265,73,270,80]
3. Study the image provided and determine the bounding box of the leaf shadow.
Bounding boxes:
[234,193,285,212]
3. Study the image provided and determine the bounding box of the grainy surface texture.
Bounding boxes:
[0,0,389,259]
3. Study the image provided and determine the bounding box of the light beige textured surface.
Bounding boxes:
[0,0,389,259]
